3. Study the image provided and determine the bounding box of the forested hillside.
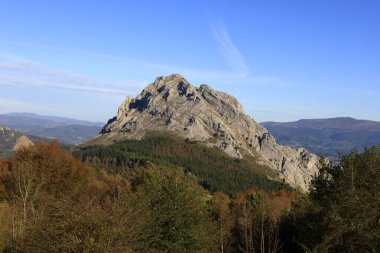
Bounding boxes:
[0,141,379,252]
[76,133,286,195]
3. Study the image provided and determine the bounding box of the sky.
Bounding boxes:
[0,0,379,122]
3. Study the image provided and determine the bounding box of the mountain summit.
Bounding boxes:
[88,74,320,190]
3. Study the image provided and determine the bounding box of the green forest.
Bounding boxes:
[74,133,287,194]
[0,137,379,252]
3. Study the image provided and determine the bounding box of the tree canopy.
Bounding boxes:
[0,140,379,252]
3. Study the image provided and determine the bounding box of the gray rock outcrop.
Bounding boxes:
[0,126,33,157]
[89,74,320,191]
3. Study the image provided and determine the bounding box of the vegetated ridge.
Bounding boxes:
[77,132,289,195]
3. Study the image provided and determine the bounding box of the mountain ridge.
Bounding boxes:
[1,112,104,127]
[262,117,380,131]
[262,117,380,160]
[0,113,103,145]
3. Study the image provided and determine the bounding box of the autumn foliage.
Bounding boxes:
[2,140,375,252]
[0,142,214,252]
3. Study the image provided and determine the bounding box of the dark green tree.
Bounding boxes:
[311,146,380,252]
[282,146,380,253]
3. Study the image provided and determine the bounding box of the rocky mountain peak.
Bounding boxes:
[90,74,320,191]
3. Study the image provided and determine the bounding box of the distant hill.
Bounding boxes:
[262,117,380,160]
[0,113,104,145]
[1,113,104,127]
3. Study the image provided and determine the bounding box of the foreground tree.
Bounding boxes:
[224,188,294,253]
[210,192,233,253]
[0,142,218,252]
[311,146,380,252]
[129,167,217,252]
[0,142,136,252]
[282,146,380,253]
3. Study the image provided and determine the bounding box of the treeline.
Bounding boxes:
[0,141,379,252]
[74,133,287,195]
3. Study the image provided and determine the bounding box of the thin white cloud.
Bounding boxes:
[9,43,277,87]
[0,45,295,95]
[0,60,142,95]
[211,24,250,77]
[0,49,299,121]
[11,43,172,70]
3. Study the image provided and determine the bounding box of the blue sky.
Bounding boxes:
[0,0,379,122]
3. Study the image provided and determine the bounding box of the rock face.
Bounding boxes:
[13,135,33,151]
[89,74,320,190]
[0,126,33,157]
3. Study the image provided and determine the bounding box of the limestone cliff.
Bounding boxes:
[89,74,320,190]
